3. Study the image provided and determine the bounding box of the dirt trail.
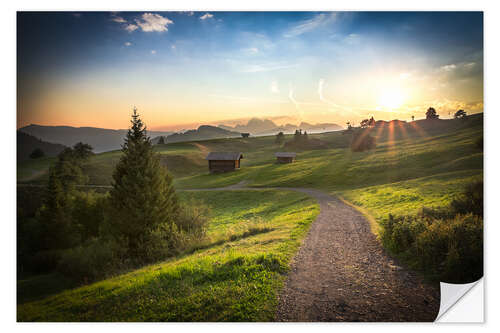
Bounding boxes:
[183,185,440,321]
[275,188,440,322]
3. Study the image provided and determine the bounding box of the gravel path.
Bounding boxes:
[275,188,440,322]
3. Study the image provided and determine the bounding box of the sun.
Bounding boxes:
[378,88,405,110]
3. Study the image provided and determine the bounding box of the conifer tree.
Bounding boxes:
[108,107,179,257]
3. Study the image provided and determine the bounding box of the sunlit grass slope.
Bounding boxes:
[18,115,483,233]
[17,190,319,321]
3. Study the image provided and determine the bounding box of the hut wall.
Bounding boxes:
[209,160,237,172]
[277,156,294,164]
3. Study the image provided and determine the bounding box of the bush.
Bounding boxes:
[450,181,483,216]
[350,130,376,152]
[57,238,127,282]
[380,182,483,283]
[30,148,45,159]
[176,199,210,237]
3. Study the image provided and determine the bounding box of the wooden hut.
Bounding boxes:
[275,152,296,164]
[206,152,243,173]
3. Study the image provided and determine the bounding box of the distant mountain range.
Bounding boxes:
[19,125,173,153]
[18,119,342,154]
[218,118,343,135]
[152,125,241,144]
[17,131,67,162]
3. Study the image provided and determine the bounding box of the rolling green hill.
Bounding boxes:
[18,113,483,223]
[17,113,483,321]
[18,190,319,321]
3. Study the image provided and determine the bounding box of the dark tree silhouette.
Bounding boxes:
[368,116,376,127]
[158,136,165,144]
[426,107,439,119]
[108,107,179,258]
[275,131,285,144]
[30,148,45,159]
[73,142,94,160]
[454,109,467,119]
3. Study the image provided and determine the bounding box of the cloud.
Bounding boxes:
[151,50,157,54]
[240,63,298,73]
[124,42,132,47]
[135,13,173,32]
[284,13,338,37]
[440,64,457,72]
[270,81,279,94]
[171,44,176,49]
[200,13,214,20]
[247,47,259,54]
[124,24,138,32]
[73,13,82,18]
[288,85,299,110]
[318,79,362,116]
[344,33,360,45]
[111,14,126,23]
[438,61,481,81]
[186,11,194,16]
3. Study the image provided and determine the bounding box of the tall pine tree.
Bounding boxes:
[108,107,179,257]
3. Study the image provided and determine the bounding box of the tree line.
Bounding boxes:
[18,108,209,282]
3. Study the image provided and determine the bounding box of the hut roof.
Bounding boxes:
[206,152,243,160]
[275,152,296,158]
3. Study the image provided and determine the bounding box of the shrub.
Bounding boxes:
[57,238,127,282]
[450,181,483,216]
[350,130,376,152]
[176,199,211,237]
[379,182,483,283]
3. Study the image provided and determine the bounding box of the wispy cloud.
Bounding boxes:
[151,50,157,54]
[245,47,259,54]
[112,13,173,33]
[200,13,214,20]
[270,81,279,94]
[240,63,298,73]
[318,79,361,116]
[284,13,338,38]
[124,42,132,47]
[135,13,173,32]
[124,24,138,32]
[110,14,126,23]
[208,94,288,104]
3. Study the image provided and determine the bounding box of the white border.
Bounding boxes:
[3,0,498,332]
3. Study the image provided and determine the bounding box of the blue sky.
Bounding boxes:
[17,11,483,130]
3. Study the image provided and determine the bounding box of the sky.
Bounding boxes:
[17,11,483,131]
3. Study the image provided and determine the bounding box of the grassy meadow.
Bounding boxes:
[18,190,319,321]
[17,114,483,321]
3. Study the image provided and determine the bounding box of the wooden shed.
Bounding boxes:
[275,152,296,164]
[206,152,243,173]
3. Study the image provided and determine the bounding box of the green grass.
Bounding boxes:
[17,115,483,320]
[17,189,319,321]
[17,157,55,183]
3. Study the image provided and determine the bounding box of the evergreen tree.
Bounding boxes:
[158,136,165,145]
[108,107,179,258]
[275,131,285,144]
[426,107,439,119]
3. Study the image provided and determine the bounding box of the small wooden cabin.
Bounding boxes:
[206,152,243,173]
[275,152,296,164]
